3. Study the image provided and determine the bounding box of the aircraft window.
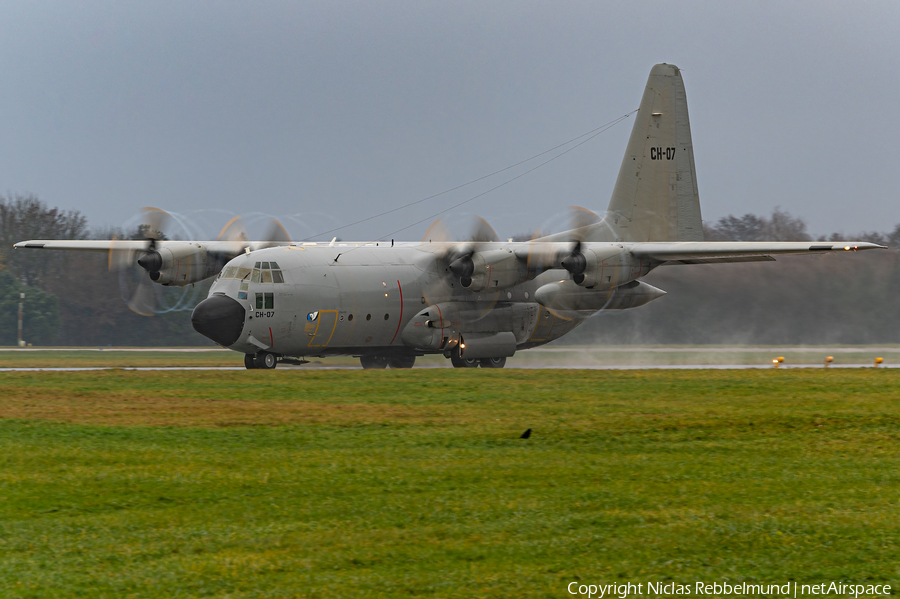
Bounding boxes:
[366,314,371,321]
[264,292,274,309]
[251,269,261,283]
[272,270,284,284]
[269,261,280,269]
[222,266,238,279]
[237,267,251,280]
[261,262,270,269]
[348,314,353,321]
[255,293,264,309]
[261,270,273,284]
[254,262,261,268]
[238,291,247,300]
[239,281,249,291]
[384,313,389,320]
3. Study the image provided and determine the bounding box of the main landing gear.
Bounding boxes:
[359,355,416,369]
[480,356,507,369]
[449,347,506,368]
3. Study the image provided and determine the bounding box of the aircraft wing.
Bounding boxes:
[627,241,886,264]
[13,239,281,255]
[15,239,147,252]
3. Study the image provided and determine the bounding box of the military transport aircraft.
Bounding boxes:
[15,63,884,369]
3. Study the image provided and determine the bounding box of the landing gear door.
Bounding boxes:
[512,303,539,344]
[529,307,555,342]
[309,310,339,347]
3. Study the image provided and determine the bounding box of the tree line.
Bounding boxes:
[0,194,898,346]
[0,194,211,346]
[565,210,900,345]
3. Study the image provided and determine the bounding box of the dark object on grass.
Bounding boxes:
[520,428,532,439]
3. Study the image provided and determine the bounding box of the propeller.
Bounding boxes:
[525,206,602,281]
[446,217,499,287]
[109,207,173,316]
[110,209,292,316]
[421,216,500,306]
[215,215,291,247]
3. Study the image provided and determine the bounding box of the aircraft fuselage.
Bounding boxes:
[203,242,586,359]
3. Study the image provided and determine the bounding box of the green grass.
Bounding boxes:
[0,369,898,597]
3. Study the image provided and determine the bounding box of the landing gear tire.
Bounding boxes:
[480,357,507,369]
[244,354,257,369]
[388,356,416,369]
[255,352,277,369]
[450,348,479,368]
[360,355,389,369]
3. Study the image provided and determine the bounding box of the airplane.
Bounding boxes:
[14,63,885,369]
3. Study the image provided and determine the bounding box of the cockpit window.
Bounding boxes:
[223,262,284,284]
[254,262,261,269]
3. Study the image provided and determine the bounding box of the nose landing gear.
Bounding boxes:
[245,352,277,369]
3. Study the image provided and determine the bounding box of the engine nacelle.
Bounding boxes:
[534,279,666,311]
[461,249,524,292]
[573,249,652,289]
[569,249,600,287]
[146,244,213,286]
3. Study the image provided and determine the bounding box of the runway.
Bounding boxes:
[1,364,897,372]
[1,346,895,371]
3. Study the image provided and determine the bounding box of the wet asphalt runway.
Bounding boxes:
[1,347,896,371]
[1,364,897,372]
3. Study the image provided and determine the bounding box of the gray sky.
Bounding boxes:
[2,1,899,241]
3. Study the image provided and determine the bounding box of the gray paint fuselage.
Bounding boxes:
[209,242,583,357]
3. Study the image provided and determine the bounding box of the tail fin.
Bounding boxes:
[600,63,703,242]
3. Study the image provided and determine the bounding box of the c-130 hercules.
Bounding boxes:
[16,64,885,369]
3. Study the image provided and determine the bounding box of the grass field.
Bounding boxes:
[0,369,898,597]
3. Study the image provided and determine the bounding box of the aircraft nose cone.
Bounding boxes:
[192,295,246,347]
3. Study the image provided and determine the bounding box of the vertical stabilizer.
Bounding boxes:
[601,63,703,242]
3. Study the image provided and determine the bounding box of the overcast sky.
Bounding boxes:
[2,1,898,241]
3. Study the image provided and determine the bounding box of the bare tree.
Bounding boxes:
[0,194,87,286]
[705,208,810,242]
